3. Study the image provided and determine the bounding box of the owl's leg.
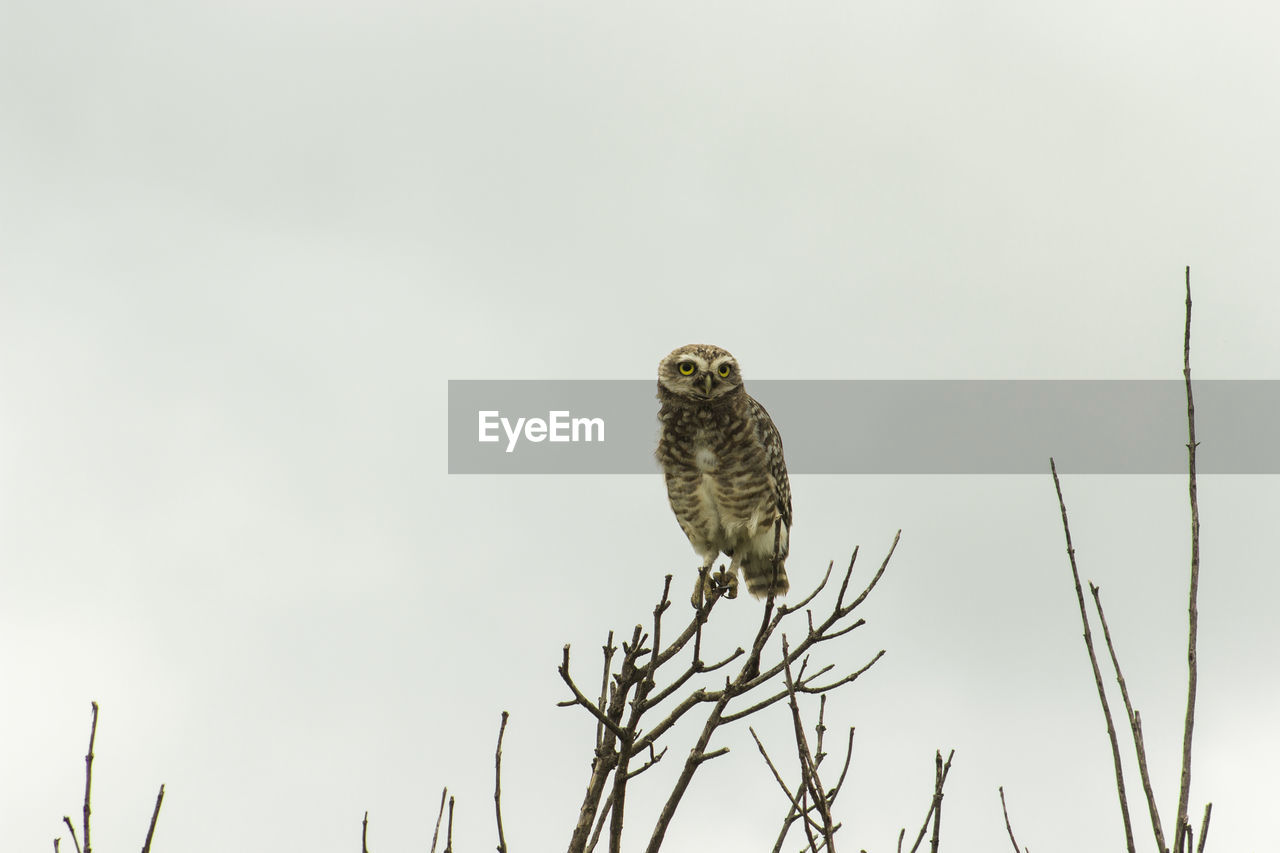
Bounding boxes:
[691,553,720,608]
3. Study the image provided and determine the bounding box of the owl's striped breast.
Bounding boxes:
[657,393,778,550]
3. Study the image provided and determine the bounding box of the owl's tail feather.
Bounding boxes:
[741,517,790,598]
[742,558,789,599]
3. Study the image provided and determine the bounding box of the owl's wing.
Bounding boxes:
[745,393,792,529]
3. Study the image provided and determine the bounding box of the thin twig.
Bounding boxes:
[781,635,837,850]
[430,787,448,853]
[629,685,719,756]
[784,560,837,615]
[1090,583,1167,850]
[748,727,804,818]
[648,575,673,688]
[445,795,455,853]
[597,632,616,750]
[928,752,944,853]
[769,722,856,852]
[814,694,829,767]
[741,548,897,695]
[559,646,629,743]
[998,786,1024,853]
[83,701,98,853]
[140,784,165,853]
[626,744,668,779]
[753,723,837,850]
[1174,265,1202,853]
[362,810,370,853]
[495,711,510,853]
[721,651,880,724]
[639,645,742,713]
[1195,802,1211,853]
[828,726,857,801]
[906,750,954,853]
[62,818,81,853]
[1050,458,1137,853]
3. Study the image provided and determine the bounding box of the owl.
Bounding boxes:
[656,344,792,605]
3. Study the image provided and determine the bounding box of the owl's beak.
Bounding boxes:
[702,374,714,396]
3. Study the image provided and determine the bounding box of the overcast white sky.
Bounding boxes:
[3,2,1278,851]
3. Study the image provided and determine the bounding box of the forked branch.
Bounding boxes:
[903,749,954,853]
[55,704,165,853]
[559,533,900,853]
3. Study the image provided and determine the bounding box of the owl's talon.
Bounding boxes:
[715,569,739,599]
[692,566,732,608]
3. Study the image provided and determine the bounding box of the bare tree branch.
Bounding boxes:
[766,714,857,852]
[998,786,1027,853]
[928,751,946,853]
[1195,802,1212,853]
[557,534,898,853]
[585,788,613,853]
[445,795,455,853]
[905,750,954,853]
[609,623,658,853]
[1090,583,1167,850]
[781,635,837,850]
[83,701,98,853]
[783,559,836,616]
[1173,265,1203,853]
[642,687,736,853]
[559,645,630,743]
[140,784,165,853]
[597,632,616,751]
[61,817,81,853]
[362,810,370,853]
[495,711,510,853]
[721,652,880,725]
[648,575,673,689]
[639,645,743,714]
[749,726,805,821]
[1050,458,1137,853]
[430,787,448,853]
[828,726,857,802]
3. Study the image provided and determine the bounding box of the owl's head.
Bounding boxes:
[658,344,744,402]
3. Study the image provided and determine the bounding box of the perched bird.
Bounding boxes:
[655,344,791,605]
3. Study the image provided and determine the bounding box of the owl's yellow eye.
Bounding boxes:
[678,361,696,376]
[717,363,732,378]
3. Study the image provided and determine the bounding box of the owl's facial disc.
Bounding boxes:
[659,347,741,400]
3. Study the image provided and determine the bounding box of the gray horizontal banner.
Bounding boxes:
[447,380,1280,474]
